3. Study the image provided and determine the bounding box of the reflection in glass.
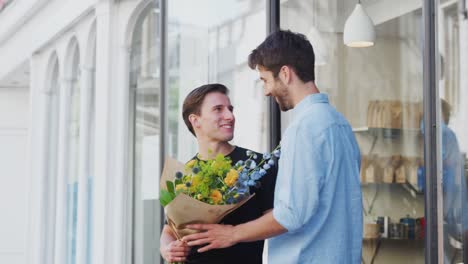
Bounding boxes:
[130,2,162,264]
[438,2,467,262]
[281,0,425,262]
[167,0,268,163]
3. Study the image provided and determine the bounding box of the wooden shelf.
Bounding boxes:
[353,127,421,139]
[361,182,424,196]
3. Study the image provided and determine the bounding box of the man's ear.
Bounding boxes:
[189,114,200,129]
[279,65,292,84]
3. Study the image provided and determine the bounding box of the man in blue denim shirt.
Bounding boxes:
[183,30,363,263]
[438,99,468,263]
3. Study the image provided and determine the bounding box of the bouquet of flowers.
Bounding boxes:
[159,147,280,240]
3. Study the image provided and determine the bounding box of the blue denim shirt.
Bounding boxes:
[440,123,468,236]
[269,93,363,264]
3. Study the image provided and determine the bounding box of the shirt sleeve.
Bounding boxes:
[273,125,328,233]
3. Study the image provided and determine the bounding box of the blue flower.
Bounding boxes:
[175,171,183,179]
[249,160,257,169]
[240,172,249,180]
[247,180,256,186]
[268,159,275,166]
[263,164,271,170]
[246,150,253,156]
[237,179,248,188]
[245,160,253,168]
[250,171,261,180]
[236,160,244,166]
[252,154,257,159]
[259,169,267,176]
[273,149,281,158]
[237,187,248,195]
[263,153,271,160]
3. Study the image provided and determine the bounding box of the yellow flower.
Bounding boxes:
[186,159,197,169]
[224,169,239,187]
[211,160,220,171]
[190,175,201,189]
[197,194,203,200]
[210,190,223,204]
[175,184,187,192]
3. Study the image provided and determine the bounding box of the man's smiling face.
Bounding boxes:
[194,92,235,142]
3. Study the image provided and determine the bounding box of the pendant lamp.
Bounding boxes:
[343,0,375,47]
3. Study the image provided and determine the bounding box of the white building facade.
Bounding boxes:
[1,1,270,264]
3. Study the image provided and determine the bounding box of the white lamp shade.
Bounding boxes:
[343,3,376,48]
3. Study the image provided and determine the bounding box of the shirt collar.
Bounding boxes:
[292,93,329,117]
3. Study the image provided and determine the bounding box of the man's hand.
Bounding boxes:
[160,240,191,263]
[182,224,238,253]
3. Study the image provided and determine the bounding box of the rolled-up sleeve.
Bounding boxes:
[273,126,327,233]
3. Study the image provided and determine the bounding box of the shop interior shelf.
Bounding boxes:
[353,126,421,139]
[361,182,424,196]
[363,236,424,263]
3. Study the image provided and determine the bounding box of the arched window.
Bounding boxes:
[85,27,96,264]
[45,53,60,264]
[128,2,162,263]
[66,42,81,264]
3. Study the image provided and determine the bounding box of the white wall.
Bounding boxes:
[0,88,30,264]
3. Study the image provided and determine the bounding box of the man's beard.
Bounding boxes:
[275,91,292,111]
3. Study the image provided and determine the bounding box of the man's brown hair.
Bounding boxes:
[441,98,451,124]
[182,83,229,136]
[248,29,315,83]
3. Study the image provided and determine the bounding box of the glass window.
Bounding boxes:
[167,0,269,163]
[67,47,81,264]
[86,36,96,264]
[281,0,425,262]
[438,1,467,262]
[45,57,60,264]
[129,2,162,263]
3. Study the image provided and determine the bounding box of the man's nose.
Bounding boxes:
[224,110,234,120]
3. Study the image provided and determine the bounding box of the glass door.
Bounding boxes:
[281,1,426,262]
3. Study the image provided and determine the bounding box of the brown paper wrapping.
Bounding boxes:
[160,157,253,239]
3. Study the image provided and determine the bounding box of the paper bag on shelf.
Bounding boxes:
[389,101,402,129]
[383,167,395,183]
[395,164,406,183]
[360,155,369,183]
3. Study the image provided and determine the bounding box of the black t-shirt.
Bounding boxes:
[186,146,277,264]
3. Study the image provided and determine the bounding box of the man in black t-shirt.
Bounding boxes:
[159,83,277,264]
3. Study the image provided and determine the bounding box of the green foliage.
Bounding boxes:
[159,146,281,207]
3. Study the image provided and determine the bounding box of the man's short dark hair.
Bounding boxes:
[182,83,229,136]
[248,29,315,82]
[441,98,451,124]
